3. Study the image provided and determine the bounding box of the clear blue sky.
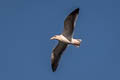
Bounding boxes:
[0,0,120,80]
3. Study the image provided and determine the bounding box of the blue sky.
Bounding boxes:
[0,0,120,80]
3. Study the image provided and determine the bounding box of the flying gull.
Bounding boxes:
[50,8,82,72]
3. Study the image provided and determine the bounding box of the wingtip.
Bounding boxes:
[76,8,80,11]
[71,8,80,15]
[51,63,57,72]
[74,8,79,13]
[52,69,56,72]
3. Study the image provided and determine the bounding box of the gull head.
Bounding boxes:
[50,35,60,40]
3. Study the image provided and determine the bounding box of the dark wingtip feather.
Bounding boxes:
[75,8,79,11]
[70,8,80,15]
[51,63,58,72]
[74,8,79,14]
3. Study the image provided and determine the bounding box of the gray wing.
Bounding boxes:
[62,8,79,40]
[51,41,67,72]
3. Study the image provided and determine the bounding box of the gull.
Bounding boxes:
[50,8,82,72]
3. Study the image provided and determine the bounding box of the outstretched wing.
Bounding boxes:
[62,8,79,40]
[51,41,67,72]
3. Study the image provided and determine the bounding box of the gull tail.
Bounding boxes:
[72,39,82,47]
